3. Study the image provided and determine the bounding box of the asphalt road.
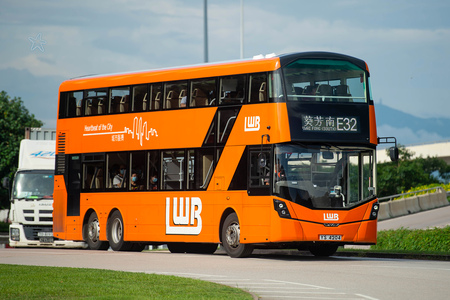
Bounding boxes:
[1,206,449,299]
[0,247,449,300]
[378,205,450,230]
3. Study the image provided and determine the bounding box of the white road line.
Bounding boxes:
[264,279,333,290]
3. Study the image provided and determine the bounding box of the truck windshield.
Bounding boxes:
[13,172,54,200]
[283,59,367,103]
[273,144,375,208]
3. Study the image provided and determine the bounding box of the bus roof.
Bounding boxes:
[59,56,281,92]
[278,52,368,73]
[59,52,368,92]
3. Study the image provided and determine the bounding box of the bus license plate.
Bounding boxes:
[319,235,342,241]
[39,237,54,243]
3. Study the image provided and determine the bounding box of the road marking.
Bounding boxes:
[265,279,333,289]
[157,272,379,299]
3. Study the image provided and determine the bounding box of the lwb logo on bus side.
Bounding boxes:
[324,213,339,221]
[166,197,202,235]
[244,116,260,132]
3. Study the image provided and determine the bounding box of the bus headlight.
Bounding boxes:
[273,199,291,219]
[369,202,379,220]
[10,228,20,241]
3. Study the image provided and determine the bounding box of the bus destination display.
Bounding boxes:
[302,115,360,133]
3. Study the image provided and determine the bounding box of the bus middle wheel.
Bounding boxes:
[107,210,131,251]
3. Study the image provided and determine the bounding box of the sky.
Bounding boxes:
[1,0,449,145]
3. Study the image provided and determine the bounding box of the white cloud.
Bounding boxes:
[377,124,446,146]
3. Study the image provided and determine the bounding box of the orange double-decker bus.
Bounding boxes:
[54,52,385,257]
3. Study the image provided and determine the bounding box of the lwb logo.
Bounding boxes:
[244,116,260,132]
[166,197,202,235]
[323,213,339,221]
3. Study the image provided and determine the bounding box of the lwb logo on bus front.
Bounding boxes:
[165,197,202,235]
[323,213,339,221]
[244,116,260,132]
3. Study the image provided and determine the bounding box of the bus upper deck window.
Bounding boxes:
[220,75,246,105]
[283,59,367,103]
[132,85,148,112]
[190,78,217,107]
[110,87,130,114]
[249,73,267,104]
[164,81,188,109]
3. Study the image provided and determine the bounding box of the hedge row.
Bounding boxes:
[394,183,450,200]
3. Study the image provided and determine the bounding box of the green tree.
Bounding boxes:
[0,91,43,208]
[377,146,450,197]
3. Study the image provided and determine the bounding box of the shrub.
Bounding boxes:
[372,227,450,254]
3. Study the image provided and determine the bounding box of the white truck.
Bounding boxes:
[5,129,85,248]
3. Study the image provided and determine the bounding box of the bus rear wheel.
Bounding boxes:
[83,212,109,250]
[308,244,339,257]
[221,213,253,258]
[107,211,132,251]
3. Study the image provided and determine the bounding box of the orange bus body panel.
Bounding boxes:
[53,175,67,239]
[58,192,377,244]
[227,103,291,146]
[57,108,217,154]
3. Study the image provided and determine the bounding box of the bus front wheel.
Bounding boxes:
[83,212,109,250]
[221,213,253,258]
[107,211,132,251]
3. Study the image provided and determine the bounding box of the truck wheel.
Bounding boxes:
[83,212,109,250]
[107,211,131,251]
[221,213,253,258]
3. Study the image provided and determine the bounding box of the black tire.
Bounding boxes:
[83,212,109,250]
[221,213,253,258]
[308,244,339,257]
[130,243,146,252]
[107,210,132,251]
[186,243,218,254]
[167,242,186,253]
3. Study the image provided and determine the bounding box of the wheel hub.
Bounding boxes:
[111,219,123,244]
[88,219,100,242]
[226,222,240,249]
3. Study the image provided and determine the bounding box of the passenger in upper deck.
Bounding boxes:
[180,96,187,107]
[301,84,318,101]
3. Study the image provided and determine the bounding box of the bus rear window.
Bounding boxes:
[283,59,367,103]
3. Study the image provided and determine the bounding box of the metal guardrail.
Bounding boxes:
[378,186,446,203]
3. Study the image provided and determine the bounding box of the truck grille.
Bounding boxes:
[23,225,53,240]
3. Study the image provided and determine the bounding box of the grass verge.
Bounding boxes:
[0,264,253,300]
[372,226,450,254]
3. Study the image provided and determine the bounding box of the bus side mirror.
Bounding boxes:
[389,147,399,162]
[258,153,267,168]
[323,151,334,160]
[2,177,9,189]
